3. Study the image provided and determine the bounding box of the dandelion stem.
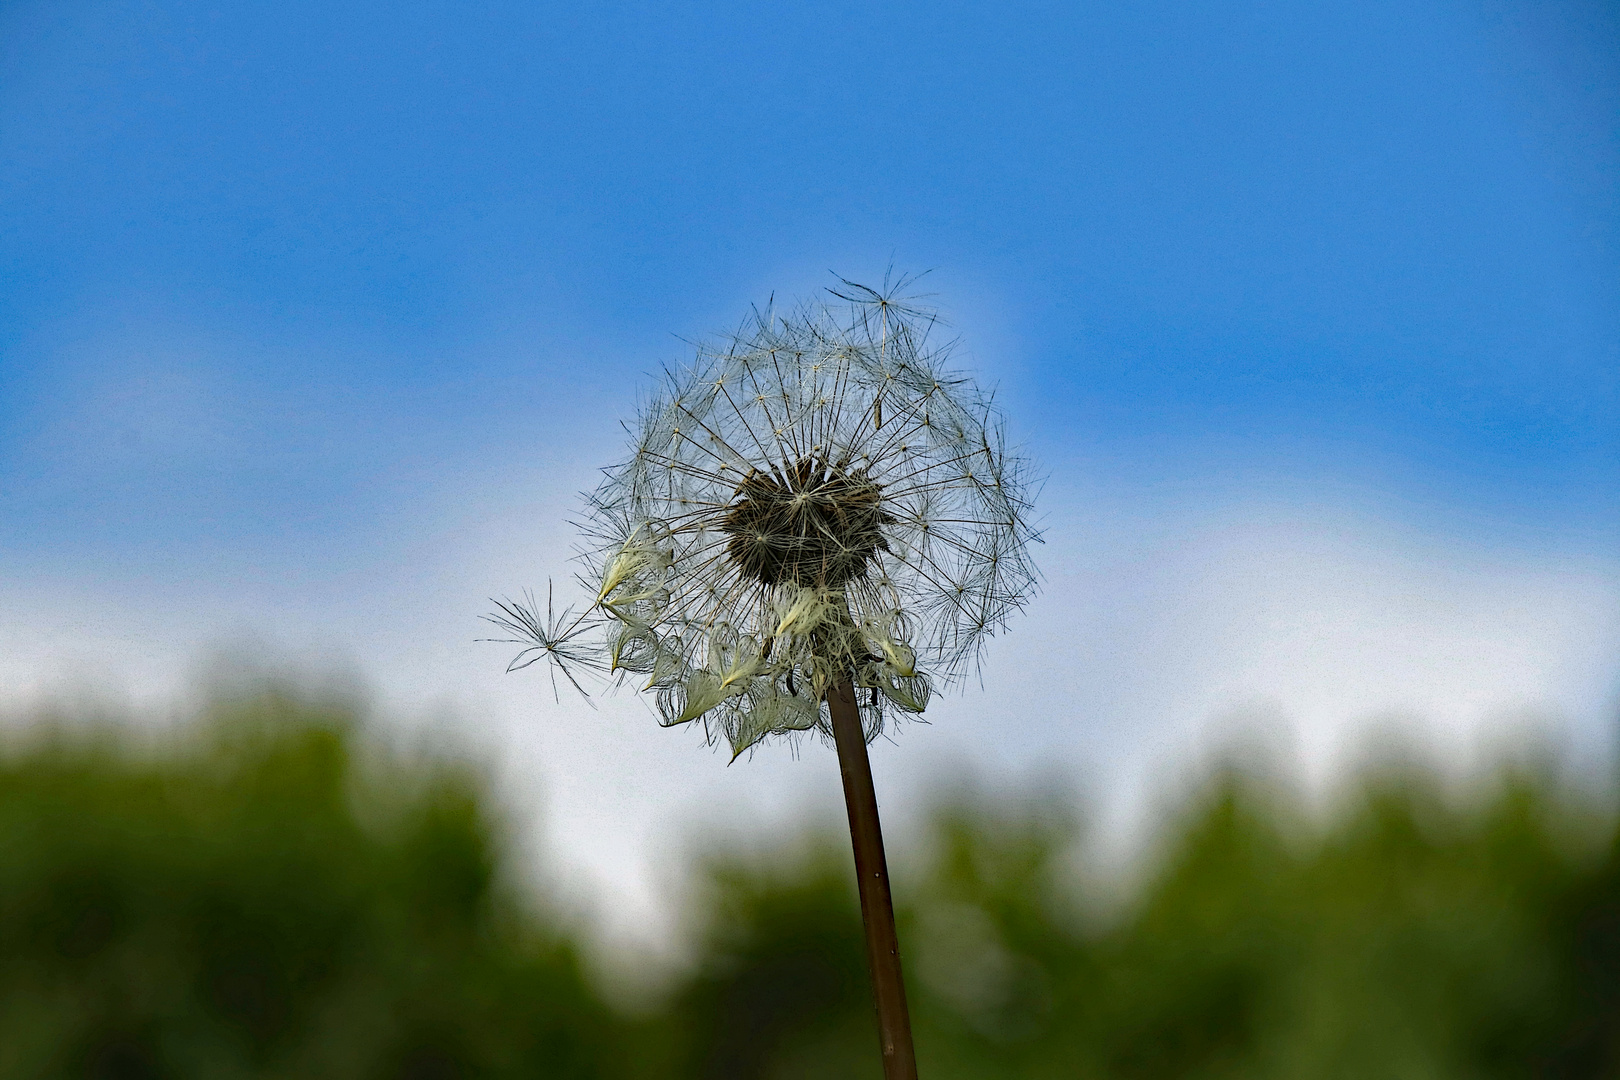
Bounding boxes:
[828,677,918,1080]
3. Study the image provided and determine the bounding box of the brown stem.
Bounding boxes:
[827,678,919,1080]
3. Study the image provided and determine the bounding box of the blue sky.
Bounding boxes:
[2,0,1617,946]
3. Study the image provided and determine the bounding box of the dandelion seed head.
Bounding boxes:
[496,274,1041,758]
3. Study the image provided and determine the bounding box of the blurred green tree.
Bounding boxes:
[678,766,1619,1079]
[1,693,1614,1079]
[0,694,620,1080]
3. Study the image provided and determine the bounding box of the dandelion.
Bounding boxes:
[487,273,1040,1079]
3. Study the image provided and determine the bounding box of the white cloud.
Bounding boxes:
[2,465,1616,958]
[953,491,1620,863]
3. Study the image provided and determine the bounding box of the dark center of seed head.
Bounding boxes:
[721,456,892,588]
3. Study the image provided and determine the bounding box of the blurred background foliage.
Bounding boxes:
[0,693,1615,1079]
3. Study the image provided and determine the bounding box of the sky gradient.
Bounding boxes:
[2,0,1617,949]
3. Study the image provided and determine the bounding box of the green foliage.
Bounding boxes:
[659,851,877,1080]
[668,768,1620,1080]
[893,771,1620,1080]
[0,696,619,1080]
[1,695,1616,1078]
